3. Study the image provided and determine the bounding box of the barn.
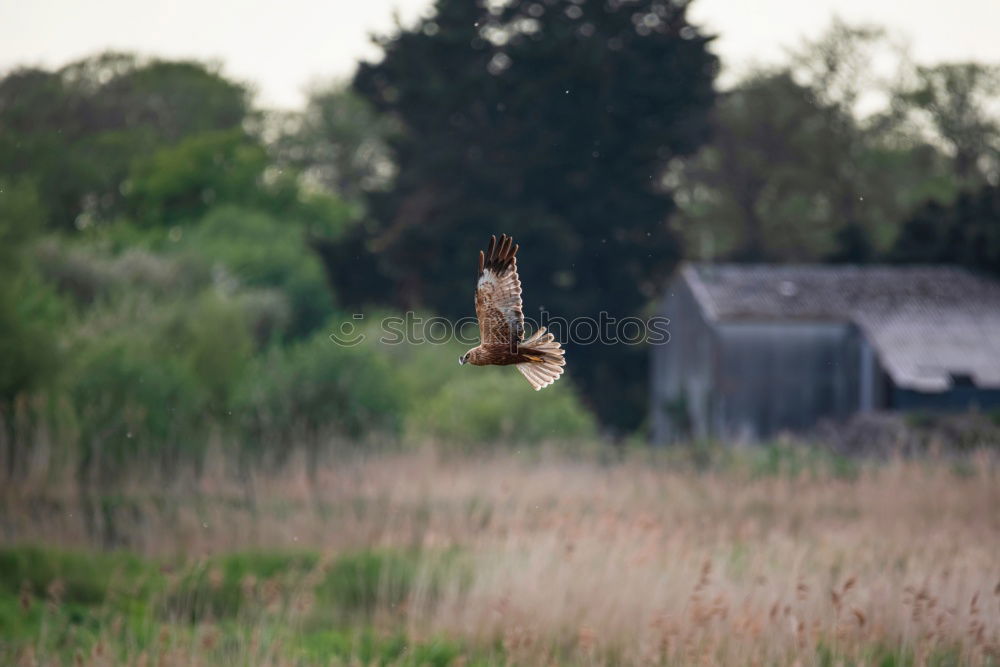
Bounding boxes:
[651,264,1000,442]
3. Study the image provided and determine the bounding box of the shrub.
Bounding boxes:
[0,180,66,400]
[126,129,269,226]
[0,273,65,401]
[232,323,405,444]
[351,317,598,445]
[183,206,334,338]
[66,332,207,467]
[234,288,292,347]
[408,369,597,444]
[35,238,211,305]
[156,292,254,413]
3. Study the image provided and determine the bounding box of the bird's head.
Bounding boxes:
[459,348,475,365]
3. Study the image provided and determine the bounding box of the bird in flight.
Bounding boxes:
[459,234,566,390]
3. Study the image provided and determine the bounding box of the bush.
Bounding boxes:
[35,238,211,305]
[126,129,269,226]
[156,292,254,412]
[0,180,66,400]
[183,206,334,338]
[0,273,65,401]
[234,288,292,347]
[349,317,598,446]
[62,288,254,464]
[66,332,207,467]
[232,323,405,444]
[408,369,597,444]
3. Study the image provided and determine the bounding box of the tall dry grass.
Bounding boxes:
[2,445,999,665]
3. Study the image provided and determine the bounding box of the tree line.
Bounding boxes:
[1,0,998,452]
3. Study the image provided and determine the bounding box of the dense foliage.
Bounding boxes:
[0,52,597,481]
[671,21,1000,265]
[334,0,718,430]
[890,183,1000,274]
[1,9,998,470]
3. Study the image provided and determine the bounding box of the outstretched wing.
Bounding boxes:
[475,234,524,351]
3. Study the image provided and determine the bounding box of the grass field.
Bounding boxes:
[1,444,998,665]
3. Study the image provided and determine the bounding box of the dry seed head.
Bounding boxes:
[293,591,315,615]
[46,578,65,605]
[18,582,31,612]
[241,574,258,599]
[263,577,281,601]
[201,628,219,650]
[17,646,36,666]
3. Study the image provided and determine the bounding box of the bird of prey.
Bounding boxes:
[459,234,566,390]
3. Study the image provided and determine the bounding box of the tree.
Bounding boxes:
[788,20,892,237]
[672,20,959,263]
[0,53,251,229]
[335,0,717,430]
[895,63,1000,186]
[272,84,397,201]
[126,129,270,226]
[672,71,837,261]
[891,184,1000,275]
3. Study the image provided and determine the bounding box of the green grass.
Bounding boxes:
[629,438,861,479]
[295,630,472,666]
[0,545,486,665]
[0,528,994,667]
[0,544,156,605]
[0,543,954,665]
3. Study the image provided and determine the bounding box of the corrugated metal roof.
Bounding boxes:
[681,263,1000,392]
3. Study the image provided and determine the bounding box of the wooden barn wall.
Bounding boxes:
[713,322,861,440]
[650,278,717,443]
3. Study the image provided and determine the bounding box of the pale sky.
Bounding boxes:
[2,0,999,109]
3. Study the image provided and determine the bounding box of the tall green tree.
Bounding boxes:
[673,20,958,263]
[891,184,1000,275]
[672,71,836,261]
[895,63,1000,187]
[333,0,717,429]
[125,128,270,226]
[0,53,251,229]
[272,84,397,201]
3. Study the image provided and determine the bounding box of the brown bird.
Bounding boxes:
[459,234,566,390]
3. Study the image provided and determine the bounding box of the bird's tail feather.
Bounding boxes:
[515,327,565,390]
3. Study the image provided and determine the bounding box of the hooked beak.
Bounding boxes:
[458,356,466,365]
